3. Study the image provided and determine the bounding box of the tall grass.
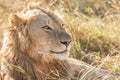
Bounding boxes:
[0,0,120,79]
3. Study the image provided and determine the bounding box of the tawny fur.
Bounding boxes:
[0,4,72,80]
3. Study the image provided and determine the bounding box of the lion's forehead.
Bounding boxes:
[21,9,63,27]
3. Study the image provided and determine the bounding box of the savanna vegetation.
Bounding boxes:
[0,0,120,79]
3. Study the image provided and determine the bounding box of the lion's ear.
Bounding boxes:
[9,14,27,28]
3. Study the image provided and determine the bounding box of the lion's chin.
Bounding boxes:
[52,51,70,60]
[50,45,71,60]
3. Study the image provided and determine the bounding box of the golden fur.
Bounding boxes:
[0,3,73,80]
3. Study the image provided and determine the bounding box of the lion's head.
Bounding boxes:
[5,5,71,61]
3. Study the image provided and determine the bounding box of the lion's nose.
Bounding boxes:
[60,40,71,47]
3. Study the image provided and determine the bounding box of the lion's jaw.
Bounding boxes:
[29,35,71,60]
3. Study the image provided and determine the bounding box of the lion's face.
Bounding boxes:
[17,9,71,60]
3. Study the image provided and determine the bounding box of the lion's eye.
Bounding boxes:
[42,25,52,31]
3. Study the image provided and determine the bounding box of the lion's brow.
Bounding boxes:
[40,8,63,26]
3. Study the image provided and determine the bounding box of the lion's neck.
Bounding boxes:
[1,51,71,80]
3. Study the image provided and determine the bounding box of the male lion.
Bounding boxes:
[0,3,114,80]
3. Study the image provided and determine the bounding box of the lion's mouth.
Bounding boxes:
[50,50,67,54]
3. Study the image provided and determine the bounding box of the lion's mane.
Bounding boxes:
[0,3,73,80]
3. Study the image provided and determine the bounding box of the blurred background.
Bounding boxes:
[0,0,120,79]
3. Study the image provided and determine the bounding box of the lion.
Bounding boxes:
[0,2,114,80]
